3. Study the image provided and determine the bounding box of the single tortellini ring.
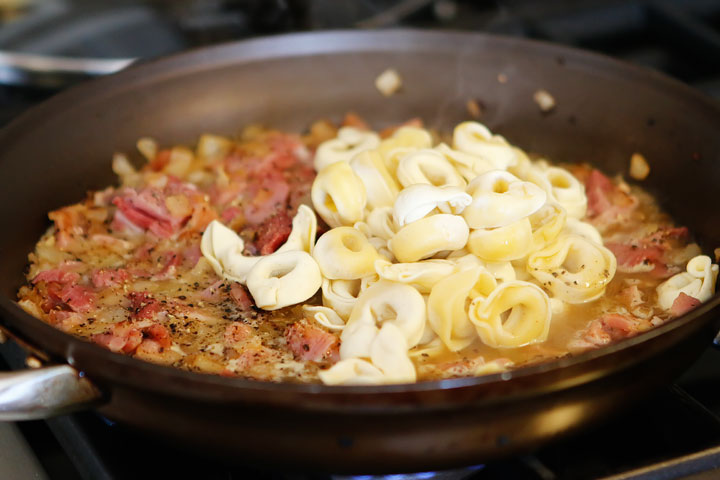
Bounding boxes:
[434,143,495,182]
[657,255,719,310]
[311,162,367,228]
[408,337,447,359]
[522,165,588,219]
[322,278,362,319]
[369,322,417,383]
[563,218,603,245]
[314,126,380,171]
[396,149,466,188]
[377,126,433,160]
[427,268,483,351]
[463,170,547,229]
[245,251,322,310]
[303,305,346,331]
[350,150,400,209]
[452,121,517,170]
[381,146,415,177]
[467,217,534,262]
[543,167,588,219]
[319,358,386,385]
[389,214,470,263]
[529,203,567,249]
[526,234,617,304]
[374,258,456,293]
[341,281,427,359]
[392,184,472,227]
[468,281,551,348]
[366,206,397,240]
[313,227,380,280]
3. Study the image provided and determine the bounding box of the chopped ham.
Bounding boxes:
[254,211,292,255]
[92,321,143,353]
[58,284,95,313]
[224,322,254,346]
[229,283,252,310]
[127,292,162,320]
[112,186,192,238]
[48,310,84,332]
[670,293,702,317]
[92,268,130,288]
[242,170,290,225]
[584,169,638,228]
[200,280,225,302]
[341,112,370,131]
[151,252,181,280]
[33,269,80,285]
[285,320,340,362]
[569,313,642,353]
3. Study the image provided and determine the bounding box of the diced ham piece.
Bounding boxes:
[92,268,130,288]
[242,170,290,225]
[584,169,638,228]
[33,269,80,285]
[143,324,172,350]
[47,310,84,332]
[606,242,665,275]
[229,283,253,310]
[151,252,181,280]
[670,293,702,317]
[92,321,143,353]
[200,280,225,302]
[128,292,162,320]
[285,320,340,362]
[569,313,642,353]
[112,187,188,238]
[254,211,292,255]
[224,322,254,346]
[58,284,95,313]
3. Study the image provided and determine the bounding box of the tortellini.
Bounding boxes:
[313,227,380,279]
[527,234,617,303]
[428,268,495,351]
[246,251,322,310]
[389,214,469,263]
[453,121,518,170]
[328,281,427,384]
[657,255,719,310]
[201,205,318,284]
[463,170,546,229]
[311,162,367,228]
[392,184,471,227]
[350,150,400,209]
[468,281,551,348]
[395,149,466,188]
[467,218,534,262]
[314,126,380,171]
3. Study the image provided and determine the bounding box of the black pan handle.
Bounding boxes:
[0,365,102,420]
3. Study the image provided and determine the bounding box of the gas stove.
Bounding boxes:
[2,1,720,479]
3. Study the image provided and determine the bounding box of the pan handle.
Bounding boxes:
[0,365,102,421]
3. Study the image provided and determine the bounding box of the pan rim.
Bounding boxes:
[1,29,719,399]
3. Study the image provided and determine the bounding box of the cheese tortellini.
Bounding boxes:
[657,255,719,310]
[527,234,617,303]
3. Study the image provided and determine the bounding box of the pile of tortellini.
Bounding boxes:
[201,121,621,385]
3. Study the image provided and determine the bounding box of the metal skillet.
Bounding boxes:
[0,30,719,474]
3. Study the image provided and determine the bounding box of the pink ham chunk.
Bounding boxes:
[285,320,340,362]
[670,292,702,317]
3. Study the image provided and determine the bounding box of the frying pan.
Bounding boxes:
[1,30,720,474]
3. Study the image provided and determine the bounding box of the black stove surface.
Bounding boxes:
[3,1,720,479]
